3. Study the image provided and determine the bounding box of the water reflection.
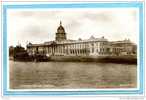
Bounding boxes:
[10,61,137,89]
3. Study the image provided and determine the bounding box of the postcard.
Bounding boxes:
[2,2,144,96]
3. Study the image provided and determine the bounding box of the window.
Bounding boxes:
[92,48,94,53]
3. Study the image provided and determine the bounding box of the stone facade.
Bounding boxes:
[27,22,137,57]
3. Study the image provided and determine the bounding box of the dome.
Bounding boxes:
[57,25,65,30]
[55,21,67,41]
[57,21,65,33]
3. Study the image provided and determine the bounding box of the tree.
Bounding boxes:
[9,46,14,57]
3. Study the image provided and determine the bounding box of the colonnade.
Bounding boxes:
[47,43,89,56]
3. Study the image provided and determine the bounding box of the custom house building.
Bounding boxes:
[26,21,137,58]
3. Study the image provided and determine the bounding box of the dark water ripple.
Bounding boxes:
[9,61,137,89]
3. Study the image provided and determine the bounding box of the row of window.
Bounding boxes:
[70,49,89,55]
[91,48,110,53]
[91,42,107,47]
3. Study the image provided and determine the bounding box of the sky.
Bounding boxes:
[7,8,139,47]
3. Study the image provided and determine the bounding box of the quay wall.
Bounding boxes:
[49,55,137,64]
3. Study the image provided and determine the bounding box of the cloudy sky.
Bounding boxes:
[7,8,139,47]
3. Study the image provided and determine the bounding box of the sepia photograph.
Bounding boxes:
[8,8,138,90]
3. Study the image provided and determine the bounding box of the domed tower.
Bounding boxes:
[55,21,67,41]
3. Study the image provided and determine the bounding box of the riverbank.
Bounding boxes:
[50,55,137,64]
[10,55,137,64]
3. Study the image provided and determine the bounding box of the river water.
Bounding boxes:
[9,61,137,89]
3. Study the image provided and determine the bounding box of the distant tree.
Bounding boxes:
[9,46,14,57]
[13,45,26,56]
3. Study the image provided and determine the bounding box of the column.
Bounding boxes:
[68,44,70,55]
[62,45,63,55]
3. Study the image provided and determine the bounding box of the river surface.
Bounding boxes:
[9,61,137,89]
